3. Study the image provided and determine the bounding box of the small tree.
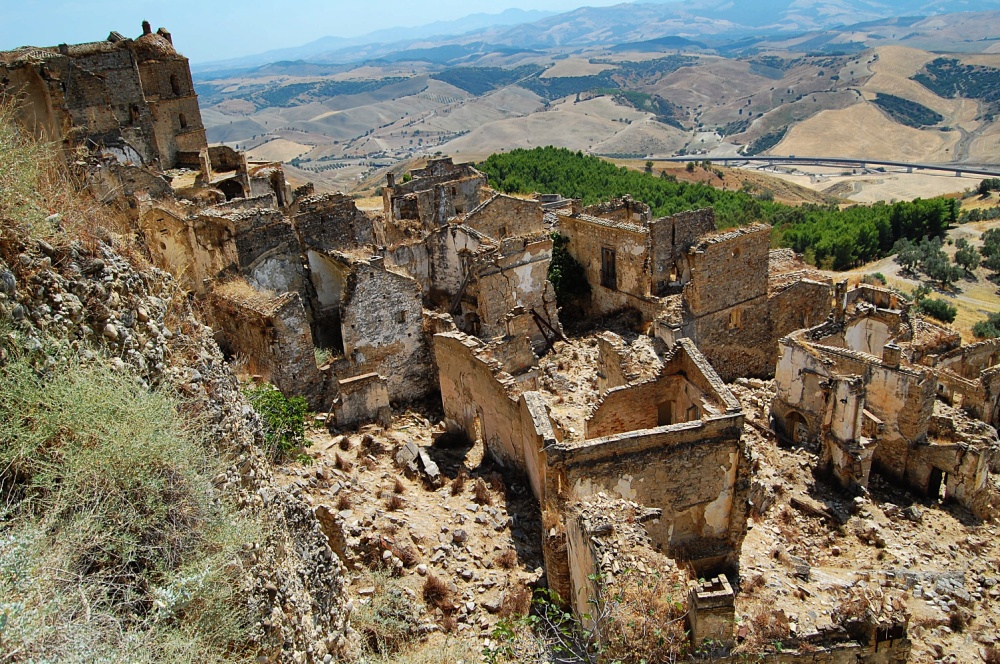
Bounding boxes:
[974,312,1000,338]
[644,160,654,174]
[892,238,920,274]
[953,238,981,275]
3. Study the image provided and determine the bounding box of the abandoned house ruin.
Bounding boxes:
[772,284,999,516]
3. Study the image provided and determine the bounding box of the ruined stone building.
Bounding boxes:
[771,284,999,516]
[434,328,751,601]
[1,22,205,169]
[554,205,832,381]
[382,158,485,232]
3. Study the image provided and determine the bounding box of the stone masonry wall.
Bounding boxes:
[341,259,433,402]
[557,213,656,317]
[293,193,378,252]
[465,194,544,239]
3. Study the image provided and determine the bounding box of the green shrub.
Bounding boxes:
[974,312,1000,339]
[243,382,310,460]
[862,272,887,285]
[0,355,258,663]
[917,297,957,323]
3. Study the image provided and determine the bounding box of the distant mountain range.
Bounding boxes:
[191,8,556,73]
[194,0,1000,75]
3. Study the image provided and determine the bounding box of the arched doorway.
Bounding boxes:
[217,178,245,201]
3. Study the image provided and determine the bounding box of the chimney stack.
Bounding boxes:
[142,20,152,36]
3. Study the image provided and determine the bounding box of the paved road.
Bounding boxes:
[657,155,1000,178]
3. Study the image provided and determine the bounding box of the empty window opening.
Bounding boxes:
[601,247,617,289]
[170,73,182,96]
[395,311,407,324]
[178,113,188,129]
[686,405,700,421]
[657,400,674,426]
[729,308,742,330]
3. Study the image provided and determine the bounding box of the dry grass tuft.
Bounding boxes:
[450,470,467,496]
[495,548,518,570]
[488,471,507,497]
[393,477,406,494]
[334,453,353,473]
[422,574,453,610]
[393,543,419,568]
[338,435,351,451]
[439,614,458,633]
[499,585,533,619]
[386,494,405,511]
[213,277,280,312]
[336,493,353,511]
[473,478,492,506]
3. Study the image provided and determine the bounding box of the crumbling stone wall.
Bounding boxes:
[547,340,750,569]
[682,225,772,381]
[465,194,544,239]
[582,195,651,224]
[585,339,738,437]
[340,258,434,402]
[648,208,717,294]
[769,279,832,350]
[557,213,658,317]
[293,193,379,251]
[207,290,331,409]
[140,208,239,293]
[0,25,208,169]
[471,235,560,346]
[232,209,309,299]
[383,158,484,228]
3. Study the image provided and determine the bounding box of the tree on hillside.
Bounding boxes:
[974,312,1000,338]
[953,238,981,275]
[645,160,654,174]
[892,238,921,274]
[918,237,962,288]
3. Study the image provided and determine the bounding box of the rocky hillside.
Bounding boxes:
[0,109,349,661]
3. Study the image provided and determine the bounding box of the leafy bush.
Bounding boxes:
[917,297,957,323]
[862,272,887,285]
[973,312,1000,339]
[243,382,310,460]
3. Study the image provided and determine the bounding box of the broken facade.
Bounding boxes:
[771,285,999,516]
[1,22,205,169]
[556,206,832,381]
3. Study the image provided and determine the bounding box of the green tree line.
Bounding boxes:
[478,146,954,270]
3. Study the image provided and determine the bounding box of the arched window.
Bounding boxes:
[170,73,182,96]
[178,113,188,129]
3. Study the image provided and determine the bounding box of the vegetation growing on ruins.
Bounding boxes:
[243,382,311,460]
[0,355,259,662]
[548,232,591,310]
[480,147,955,269]
[0,101,260,663]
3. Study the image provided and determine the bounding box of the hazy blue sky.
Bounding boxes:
[0,0,628,63]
